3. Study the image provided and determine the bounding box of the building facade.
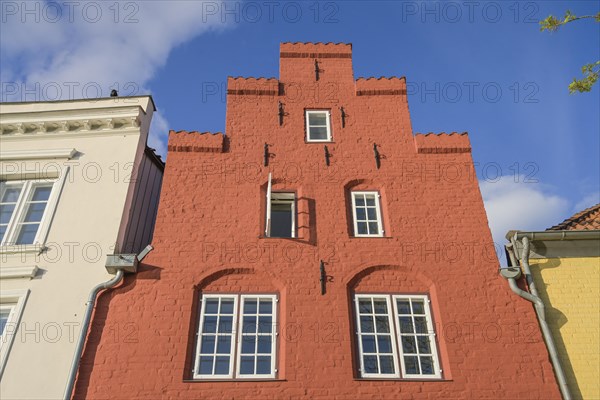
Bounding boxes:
[0,97,163,399]
[74,43,561,399]
[506,204,600,400]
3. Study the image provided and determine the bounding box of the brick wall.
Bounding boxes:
[74,42,561,399]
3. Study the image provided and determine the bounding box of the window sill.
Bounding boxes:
[354,377,449,382]
[0,245,45,255]
[258,235,306,241]
[305,140,335,144]
[349,236,392,239]
[183,378,286,383]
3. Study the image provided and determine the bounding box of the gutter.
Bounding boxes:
[502,238,571,400]
[507,229,600,242]
[63,246,153,400]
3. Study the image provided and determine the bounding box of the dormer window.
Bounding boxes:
[305,110,332,142]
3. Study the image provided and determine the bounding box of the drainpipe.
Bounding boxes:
[502,240,571,400]
[63,247,151,400]
[62,270,124,400]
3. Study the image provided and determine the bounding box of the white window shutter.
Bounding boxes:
[265,172,272,237]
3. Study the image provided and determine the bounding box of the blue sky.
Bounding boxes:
[1,1,599,261]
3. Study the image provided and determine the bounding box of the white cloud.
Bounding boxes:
[148,110,169,157]
[574,192,600,213]
[480,175,570,260]
[1,1,230,155]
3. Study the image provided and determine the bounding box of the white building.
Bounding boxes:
[0,96,163,399]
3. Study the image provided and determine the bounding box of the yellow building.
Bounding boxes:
[503,204,600,400]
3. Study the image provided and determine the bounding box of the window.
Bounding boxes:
[351,191,383,237]
[0,305,13,340]
[0,289,29,377]
[193,294,278,379]
[0,179,56,245]
[354,294,441,379]
[305,110,332,142]
[264,173,295,238]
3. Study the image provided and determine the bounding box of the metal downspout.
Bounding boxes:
[504,240,571,400]
[63,270,124,400]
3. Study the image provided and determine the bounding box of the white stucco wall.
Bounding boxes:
[0,97,159,399]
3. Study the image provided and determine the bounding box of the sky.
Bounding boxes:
[1,0,599,264]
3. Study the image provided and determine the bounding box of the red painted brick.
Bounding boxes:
[74,42,561,399]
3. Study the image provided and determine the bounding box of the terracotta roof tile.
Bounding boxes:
[547,203,600,231]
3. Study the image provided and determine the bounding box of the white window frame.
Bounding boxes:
[305,110,332,142]
[354,294,441,380]
[193,294,278,380]
[0,169,69,250]
[351,191,384,237]
[0,289,30,378]
[354,294,401,378]
[264,173,296,238]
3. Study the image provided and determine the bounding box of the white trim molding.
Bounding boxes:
[0,266,39,280]
[0,289,30,379]
[0,148,77,161]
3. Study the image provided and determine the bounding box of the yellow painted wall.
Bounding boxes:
[529,257,600,400]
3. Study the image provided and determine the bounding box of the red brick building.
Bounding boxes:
[74,43,561,399]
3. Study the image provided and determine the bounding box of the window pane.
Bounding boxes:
[421,356,434,374]
[198,356,214,374]
[358,299,372,313]
[377,336,393,353]
[399,317,414,333]
[363,355,378,373]
[417,336,432,354]
[365,195,376,206]
[15,223,39,244]
[242,316,257,334]
[1,187,22,202]
[366,208,377,220]
[308,112,327,126]
[355,207,366,220]
[31,186,52,201]
[241,336,256,354]
[220,299,234,314]
[361,335,376,353]
[357,222,368,235]
[258,316,272,333]
[411,300,425,315]
[380,356,395,374]
[360,316,374,333]
[24,202,46,222]
[402,336,416,354]
[309,126,328,140]
[218,316,233,333]
[257,336,272,354]
[404,356,419,374]
[0,226,6,242]
[368,222,379,235]
[373,300,387,314]
[0,204,16,224]
[354,196,365,206]
[216,336,231,354]
[270,204,293,238]
[259,300,272,314]
[414,317,427,334]
[214,356,230,375]
[256,356,271,374]
[200,336,215,354]
[244,299,257,314]
[397,300,411,314]
[205,299,219,314]
[375,316,389,333]
[0,309,11,336]
[202,316,218,333]
[240,356,255,375]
